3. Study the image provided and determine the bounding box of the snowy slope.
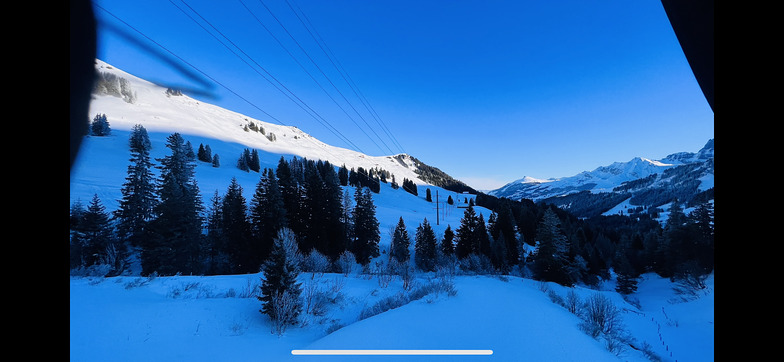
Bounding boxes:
[74,60,423,202]
[71,60,489,247]
[70,271,714,362]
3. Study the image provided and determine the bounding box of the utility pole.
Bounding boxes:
[436,190,439,225]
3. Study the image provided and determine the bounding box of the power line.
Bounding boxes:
[252,0,394,156]
[285,0,407,155]
[170,0,366,154]
[94,1,389,190]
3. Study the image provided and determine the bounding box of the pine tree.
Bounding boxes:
[250,149,261,172]
[657,199,689,278]
[70,200,87,269]
[197,143,212,162]
[440,225,455,256]
[81,194,120,272]
[204,190,231,275]
[425,188,432,202]
[476,213,492,260]
[414,218,437,272]
[222,177,253,273]
[114,124,157,248]
[90,113,111,136]
[532,208,572,286]
[390,217,411,264]
[338,164,349,186]
[259,228,303,331]
[351,187,380,266]
[614,251,639,295]
[491,233,509,273]
[237,148,251,172]
[144,132,204,276]
[455,204,480,259]
[212,154,220,167]
[185,141,196,161]
[276,157,302,238]
[250,168,288,266]
[688,201,714,274]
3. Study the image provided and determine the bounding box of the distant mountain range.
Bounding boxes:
[488,139,714,218]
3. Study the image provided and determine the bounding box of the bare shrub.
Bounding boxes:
[565,289,581,314]
[579,293,623,338]
[269,290,299,336]
[336,251,357,276]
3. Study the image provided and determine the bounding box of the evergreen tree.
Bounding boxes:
[222,177,253,273]
[249,168,287,267]
[491,233,509,273]
[212,154,220,167]
[81,194,121,273]
[259,228,303,330]
[250,149,261,172]
[476,213,492,260]
[491,204,519,266]
[143,132,204,276]
[204,190,231,275]
[414,218,437,272]
[656,199,689,278]
[276,157,302,237]
[426,188,432,202]
[531,208,572,286]
[440,225,455,256]
[90,113,111,136]
[688,201,714,274]
[402,178,418,196]
[390,217,411,264]
[114,124,157,248]
[455,204,480,259]
[447,195,454,205]
[614,251,639,295]
[197,143,212,162]
[185,141,196,161]
[322,162,347,258]
[338,164,349,186]
[351,187,380,266]
[237,148,251,172]
[69,200,87,269]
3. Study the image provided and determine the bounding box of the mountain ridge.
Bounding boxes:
[489,139,714,218]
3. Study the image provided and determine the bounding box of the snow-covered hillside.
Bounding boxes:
[74,60,425,202]
[70,60,713,361]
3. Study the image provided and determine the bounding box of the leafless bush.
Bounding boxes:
[565,289,581,314]
[269,290,299,336]
[336,251,357,276]
[579,293,623,339]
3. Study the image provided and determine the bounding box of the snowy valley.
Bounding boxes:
[70,60,714,361]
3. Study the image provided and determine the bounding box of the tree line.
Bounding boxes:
[69,125,385,278]
[71,123,714,299]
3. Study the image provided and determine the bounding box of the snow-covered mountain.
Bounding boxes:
[71,60,469,210]
[489,140,714,218]
[84,59,437,178]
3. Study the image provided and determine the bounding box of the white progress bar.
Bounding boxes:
[292,350,493,356]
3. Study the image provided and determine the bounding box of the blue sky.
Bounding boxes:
[91,0,713,190]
